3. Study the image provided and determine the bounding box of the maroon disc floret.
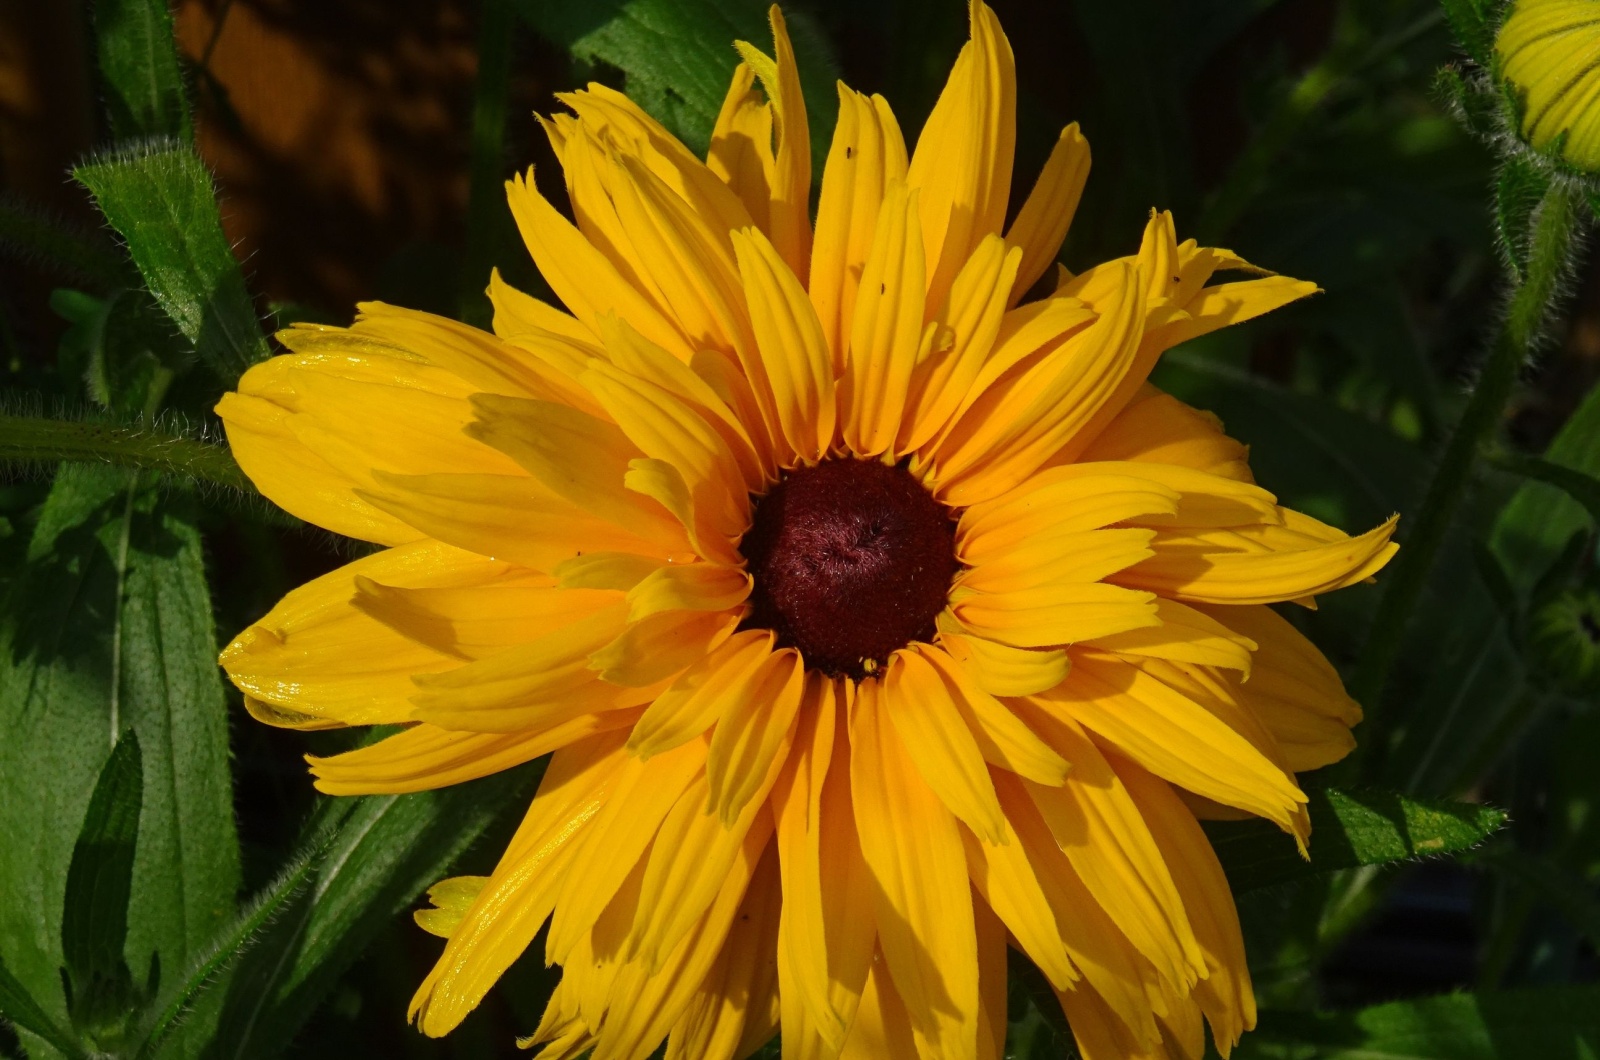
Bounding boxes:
[740,458,960,679]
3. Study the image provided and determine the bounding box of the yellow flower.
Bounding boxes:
[1497,0,1600,171]
[216,4,1397,1058]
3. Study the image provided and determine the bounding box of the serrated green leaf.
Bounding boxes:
[60,729,142,1040]
[205,763,539,1059]
[1495,154,1552,281]
[1492,380,1600,589]
[0,958,86,1060]
[75,144,270,385]
[519,0,838,168]
[92,0,192,141]
[1237,985,1600,1059]
[0,465,239,1060]
[1205,788,1505,893]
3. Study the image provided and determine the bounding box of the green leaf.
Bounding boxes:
[0,465,239,1059]
[519,0,839,168]
[92,0,193,140]
[0,196,133,294]
[1491,379,1600,589]
[1440,0,1497,68]
[1237,985,1600,1059]
[1493,452,1600,529]
[50,288,185,416]
[0,959,86,1060]
[75,144,270,385]
[60,730,143,1040]
[207,764,539,1059]
[1205,788,1506,893]
[1495,154,1552,282]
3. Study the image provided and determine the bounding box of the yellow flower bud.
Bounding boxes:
[1497,0,1600,171]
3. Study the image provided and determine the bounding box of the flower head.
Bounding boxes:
[216,4,1397,1058]
[1496,0,1600,172]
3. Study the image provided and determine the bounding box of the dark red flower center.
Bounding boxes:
[740,458,959,679]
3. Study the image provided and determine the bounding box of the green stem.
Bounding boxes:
[1351,181,1582,761]
[458,0,516,328]
[135,844,322,1060]
[0,415,254,494]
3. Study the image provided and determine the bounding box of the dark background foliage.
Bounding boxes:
[1,0,1598,1056]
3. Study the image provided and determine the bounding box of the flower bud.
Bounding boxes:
[1496,0,1600,172]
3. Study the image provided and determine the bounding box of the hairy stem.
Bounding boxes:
[0,415,254,494]
[1351,180,1581,760]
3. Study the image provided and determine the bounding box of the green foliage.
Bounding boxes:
[1439,0,1498,69]
[75,146,270,386]
[92,0,193,141]
[1206,789,1506,894]
[1492,381,1600,589]
[61,730,144,1045]
[0,466,239,1059]
[1495,155,1553,282]
[205,765,539,1059]
[0,414,253,495]
[0,958,87,1060]
[1238,985,1600,1059]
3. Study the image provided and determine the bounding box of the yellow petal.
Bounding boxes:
[1153,274,1320,350]
[934,262,1147,505]
[506,170,695,360]
[777,679,877,1056]
[898,235,1021,453]
[1078,385,1253,482]
[359,470,672,571]
[626,561,750,621]
[1117,759,1257,1052]
[957,527,1155,596]
[1004,123,1090,306]
[735,225,839,463]
[882,649,1008,844]
[707,647,804,823]
[624,758,781,972]
[733,6,811,278]
[352,571,617,660]
[850,677,980,1060]
[1041,653,1306,833]
[1115,516,1399,605]
[557,81,754,237]
[308,712,639,795]
[951,580,1159,649]
[993,776,1160,1048]
[957,467,1179,561]
[408,605,636,733]
[544,735,708,966]
[630,630,777,759]
[1007,701,1204,989]
[811,85,909,372]
[841,181,927,457]
[467,393,692,551]
[554,551,663,591]
[1084,598,1258,674]
[838,952,921,1060]
[907,0,1016,312]
[916,644,1070,784]
[414,876,488,938]
[411,732,631,1036]
[219,540,487,725]
[973,894,1009,1060]
[960,781,1078,990]
[487,266,601,350]
[589,610,739,688]
[708,62,773,232]
[936,627,1070,698]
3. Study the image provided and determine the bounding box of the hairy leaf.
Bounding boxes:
[0,466,239,1059]
[75,145,270,385]
[60,730,143,1038]
[1206,788,1506,893]
[1495,155,1552,282]
[92,0,193,140]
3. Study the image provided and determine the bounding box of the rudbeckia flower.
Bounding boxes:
[216,4,1398,1057]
